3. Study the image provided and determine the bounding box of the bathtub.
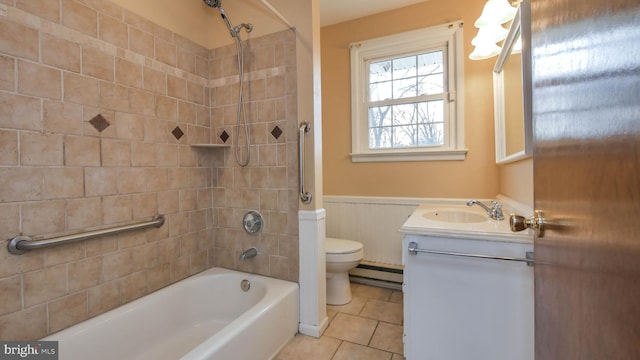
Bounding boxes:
[43,268,299,360]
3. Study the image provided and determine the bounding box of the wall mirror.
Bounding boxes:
[493,0,532,164]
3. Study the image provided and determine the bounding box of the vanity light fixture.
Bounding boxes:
[469,0,518,60]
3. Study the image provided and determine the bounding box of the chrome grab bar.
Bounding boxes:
[408,241,534,266]
[7,215,165,255]
[298,121,312,204]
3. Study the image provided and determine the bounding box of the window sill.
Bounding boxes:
[350,149,468,163]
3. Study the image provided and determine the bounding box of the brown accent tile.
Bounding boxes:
[23,264,68,307]
[370,322,404,355]
[68,256,103,292]
[88,280,119,317]
[0,54,15,91]
[276,334,341,360]
[129,88,155,116]
[100,82,129,112]
[21,201,66,235]
[359,299,403,325]
[102,195,132,224]
[82,46,114,81]
[18,61,61,100]
[16,0,61,23]
[67,197,103,229]
[64,135,100,166]
[42,33,80,73]
[155,38,176,67]
[84,167,118,196]
[0,305,47,341]
[115,57,142,88]
[0,130,18,165]
[42,167,84,199]
[62,0,97,37]
[0,18,39,61]
[20,132,63,166]
[143,66,165,94]
[43,100,84,135]
[167,74,186,100]
[129,27,154,58]
[0,167,42,202]
[99,13,128,49]
[324,312,378,345]
[333,341,393,360]
[101,139,131,166]
[0,276,22,316]
[48,291,88,333]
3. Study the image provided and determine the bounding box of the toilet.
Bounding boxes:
[325,237,364,305]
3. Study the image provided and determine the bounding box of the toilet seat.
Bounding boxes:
[326,237,363,262]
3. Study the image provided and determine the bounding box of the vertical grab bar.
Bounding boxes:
[299,121,312,204]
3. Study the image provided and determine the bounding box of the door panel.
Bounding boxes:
[531,0,640,359]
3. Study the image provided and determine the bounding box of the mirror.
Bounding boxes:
[493,0,532,164]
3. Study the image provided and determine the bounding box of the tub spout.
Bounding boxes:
[239,247,258,261]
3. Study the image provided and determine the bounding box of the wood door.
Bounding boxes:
[531,0,640,359]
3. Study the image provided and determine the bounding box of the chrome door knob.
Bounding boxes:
[510,210,545,237]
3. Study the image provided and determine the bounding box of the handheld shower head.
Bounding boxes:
[203,0,221,8]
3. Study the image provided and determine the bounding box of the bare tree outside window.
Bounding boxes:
[367,50,446,149]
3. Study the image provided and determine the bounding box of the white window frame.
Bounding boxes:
[350,22,466,162]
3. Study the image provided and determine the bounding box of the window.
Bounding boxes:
[350,22,466,162]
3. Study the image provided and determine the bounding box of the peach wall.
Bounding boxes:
[321,0,500,198]
[499,158,533,206]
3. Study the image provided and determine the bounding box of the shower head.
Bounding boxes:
[203,0,221,8]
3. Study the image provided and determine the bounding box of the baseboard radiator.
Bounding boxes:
[325,196,429,290]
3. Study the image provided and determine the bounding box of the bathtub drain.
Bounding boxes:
[240,279,251,292]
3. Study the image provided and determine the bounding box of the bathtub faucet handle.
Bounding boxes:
[239,247,258,261]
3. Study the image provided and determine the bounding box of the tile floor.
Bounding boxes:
[277,283,405,360]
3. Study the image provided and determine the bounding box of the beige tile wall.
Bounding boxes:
[0,0,294,340]
[210,30,299,283]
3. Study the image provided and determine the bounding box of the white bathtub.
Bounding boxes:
[44,268,299,360]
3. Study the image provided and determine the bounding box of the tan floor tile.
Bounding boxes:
[360,299,403,325]
[352,284,393,301]
[370,322,404,355]
[389,290,403,304]
[324,313,378,346]
[326,294,367,316]
[332,341,393,360]
[392,354,406,360]
[276,334,340,360]
[327,309,338,323]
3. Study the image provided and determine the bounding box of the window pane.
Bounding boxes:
[393,103,416,126]
[418,74,444,95]
[393,77,417,99]
[369,106,392,127]
[418,51,443,75]
[393,125,416,147]
[370,60,391,82]
[369,126,391,149]
[392,56,416,80]
[418,100,444,123]
[369,80,392,101]
[418,123,444,145]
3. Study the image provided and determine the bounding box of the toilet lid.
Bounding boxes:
[326,237,363,254]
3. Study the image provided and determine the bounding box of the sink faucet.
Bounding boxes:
[239,247,258,261]
[466,200,504,221]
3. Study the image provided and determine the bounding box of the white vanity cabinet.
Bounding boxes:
[401,204,534,360]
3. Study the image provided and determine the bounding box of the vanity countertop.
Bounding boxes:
[401,201,534,244]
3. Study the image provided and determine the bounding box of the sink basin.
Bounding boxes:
[422,209,487,223]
